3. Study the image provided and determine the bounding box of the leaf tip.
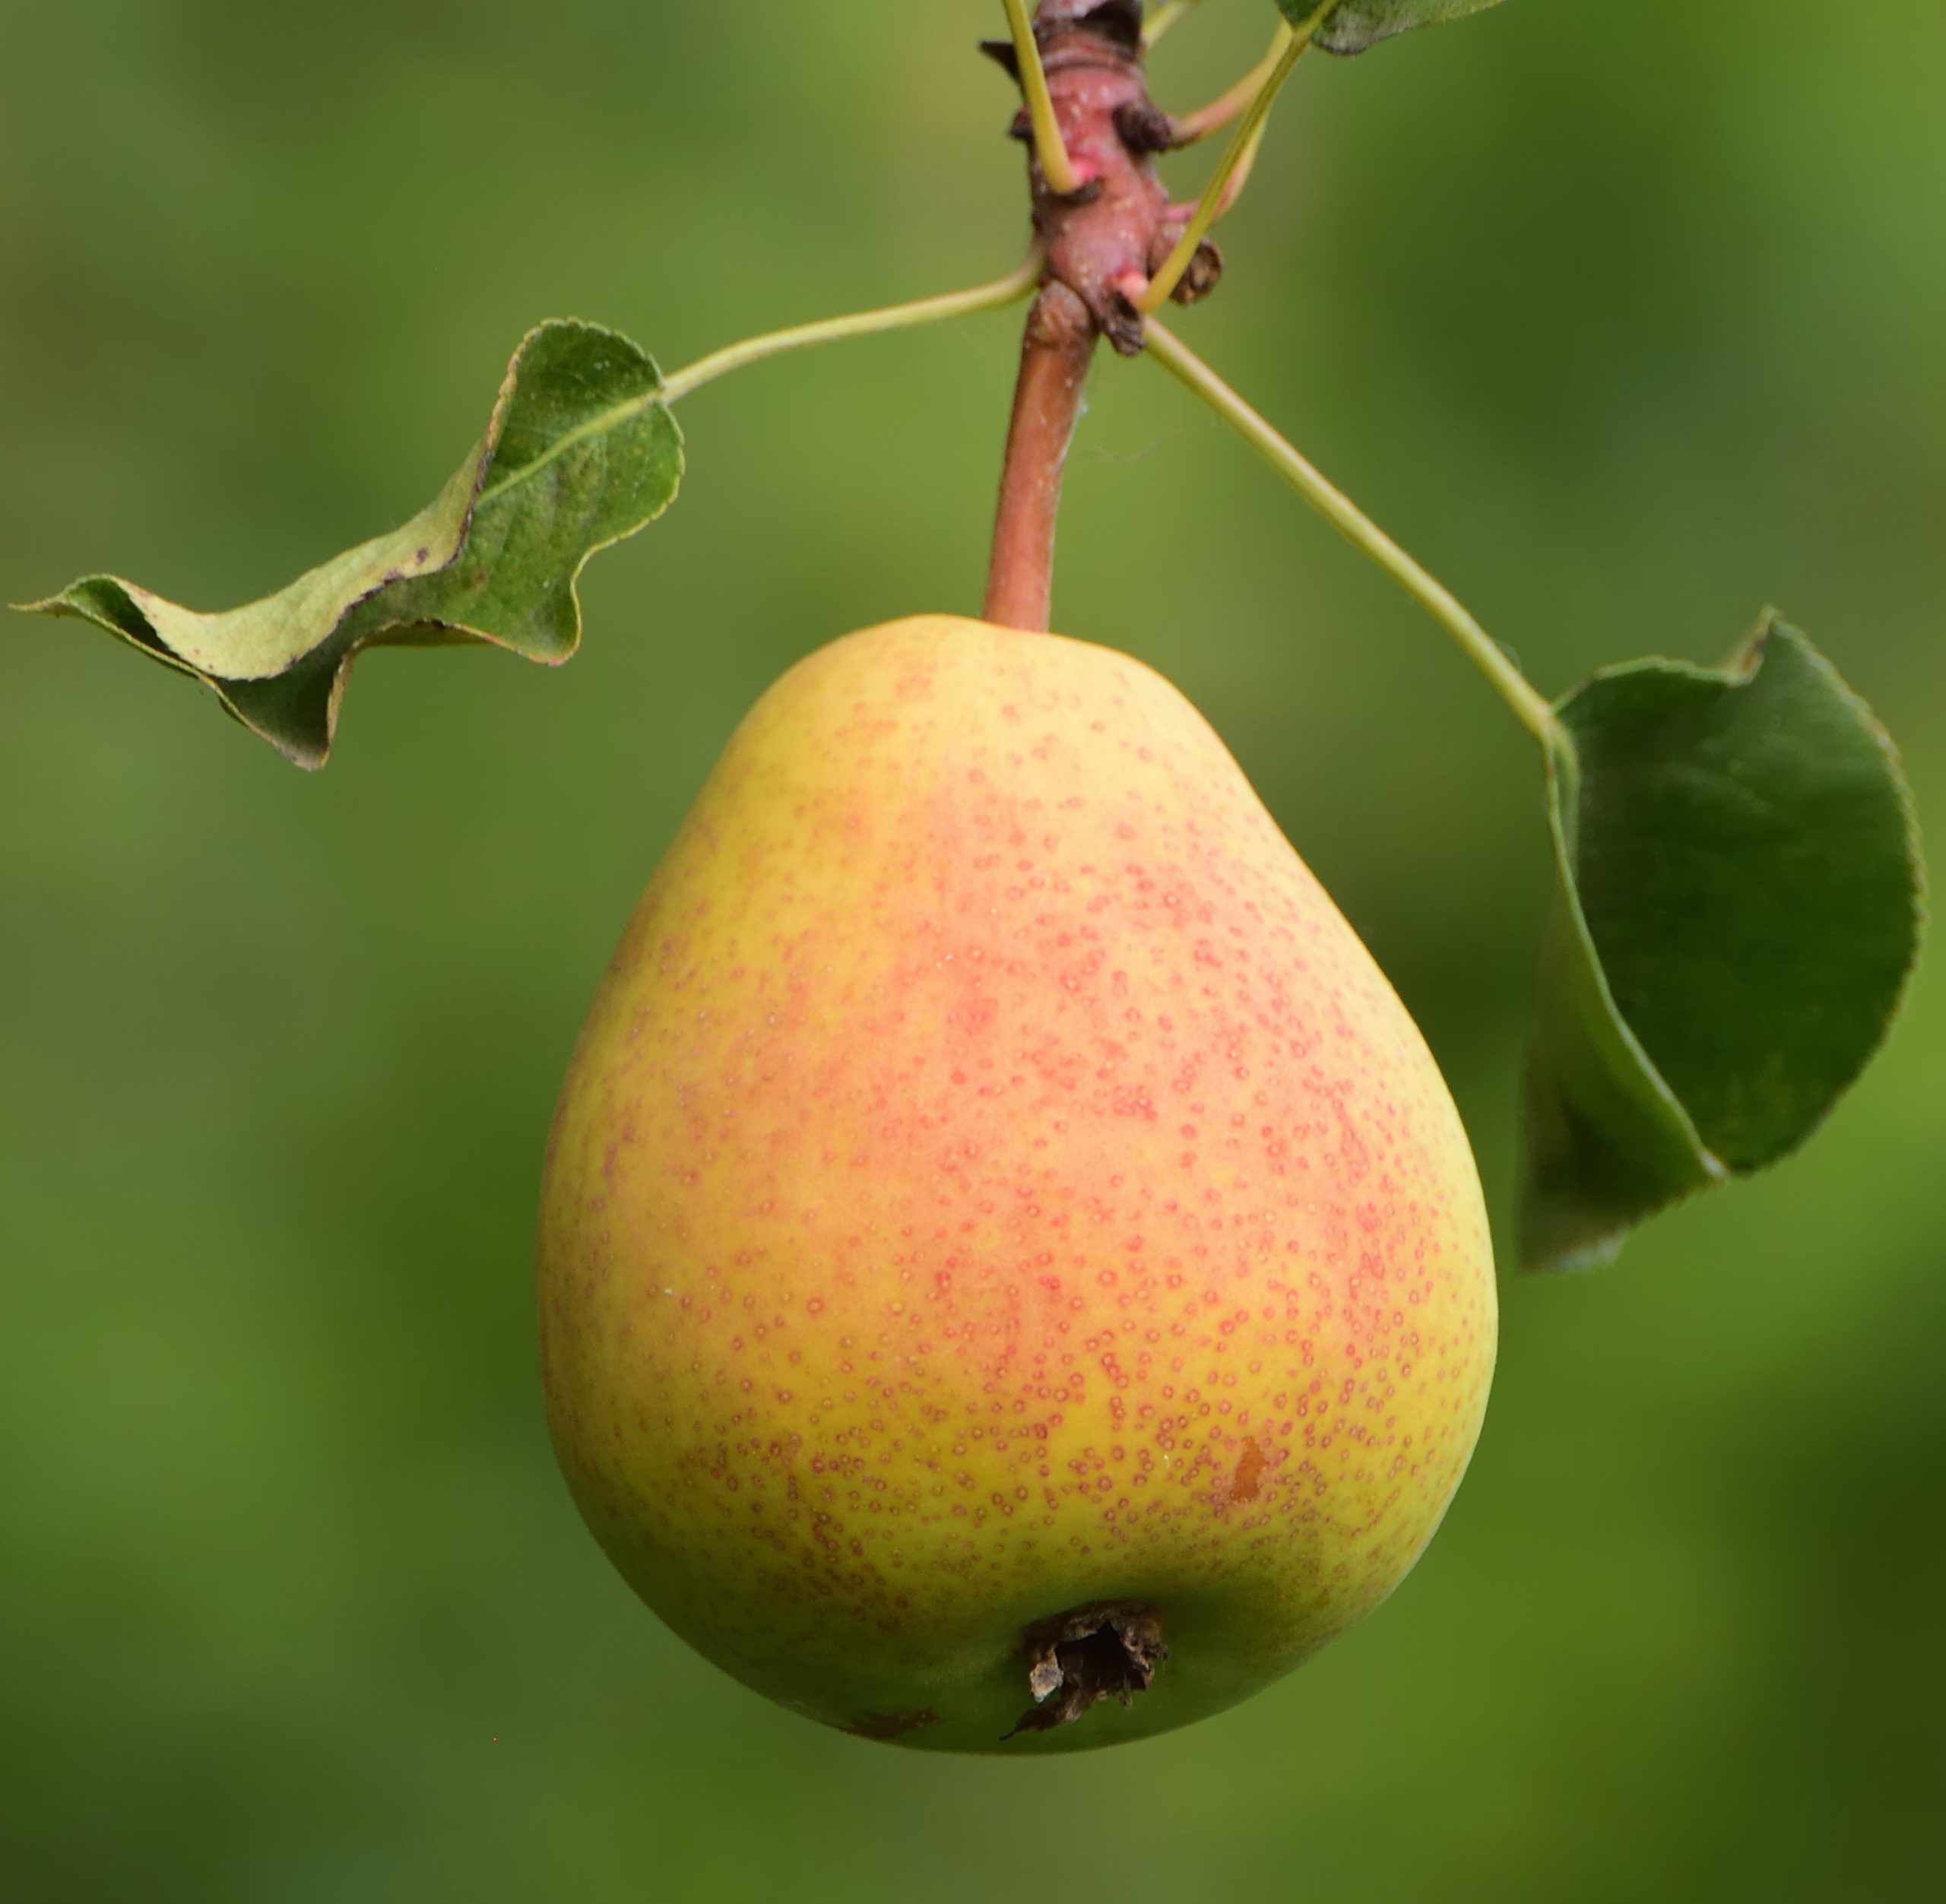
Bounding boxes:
[1520,1233,1627,1278]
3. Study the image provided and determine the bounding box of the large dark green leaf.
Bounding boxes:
[1523,615,1922,1272]
[1276,0,1505,57]
[19,321,684,768]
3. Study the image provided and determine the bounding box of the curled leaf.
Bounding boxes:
[1522,615,1923,1272]
[21,321,684,768]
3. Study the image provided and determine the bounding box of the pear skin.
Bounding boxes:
[538,616,1496,1752]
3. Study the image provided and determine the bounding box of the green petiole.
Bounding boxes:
[1139,21,1312,312]
[1144,318,1558,744]
[659,251,1044,407]
[1000,0,1086,198]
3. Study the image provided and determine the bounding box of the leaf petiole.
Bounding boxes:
[1143,0,1204,50]
[1143,318,1558,744]
[1139,23,1310,311]
[1170,22,1304,146]
[660,250,1044,407]
[1210,113,1273,221]
[1000,0,1086,198]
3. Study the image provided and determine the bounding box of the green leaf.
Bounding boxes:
[1522,615,1923,1272]
[19,321,684,768]
[1276,0,1506,57]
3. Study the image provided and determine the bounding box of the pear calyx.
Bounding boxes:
[1007,1602,1169,1739]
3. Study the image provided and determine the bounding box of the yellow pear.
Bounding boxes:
[538,615,1496,1752]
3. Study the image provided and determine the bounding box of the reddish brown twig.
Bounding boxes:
[984,282,1097,632]
[980,0,1221,631]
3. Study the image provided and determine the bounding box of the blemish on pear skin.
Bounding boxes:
[845,1707,939,1741]
[1230,1436,1266,1503]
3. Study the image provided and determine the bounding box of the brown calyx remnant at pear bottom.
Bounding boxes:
[982,1,1222,633]
[1006,1603,1171,1739]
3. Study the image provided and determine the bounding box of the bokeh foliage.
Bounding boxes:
[2,2,1941,1899]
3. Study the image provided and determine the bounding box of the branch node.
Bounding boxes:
[1114,100,1177,155]
[1148,224,1224,306]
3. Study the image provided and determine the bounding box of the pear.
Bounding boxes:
[538,616,1496,1752]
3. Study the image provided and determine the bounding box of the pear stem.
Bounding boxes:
[984,3,1180,630]
[985,282,1098,632]
[659,252,1044,407]
[1144,319,1560,743]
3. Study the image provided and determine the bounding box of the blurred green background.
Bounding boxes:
[2,2,1941,1897]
